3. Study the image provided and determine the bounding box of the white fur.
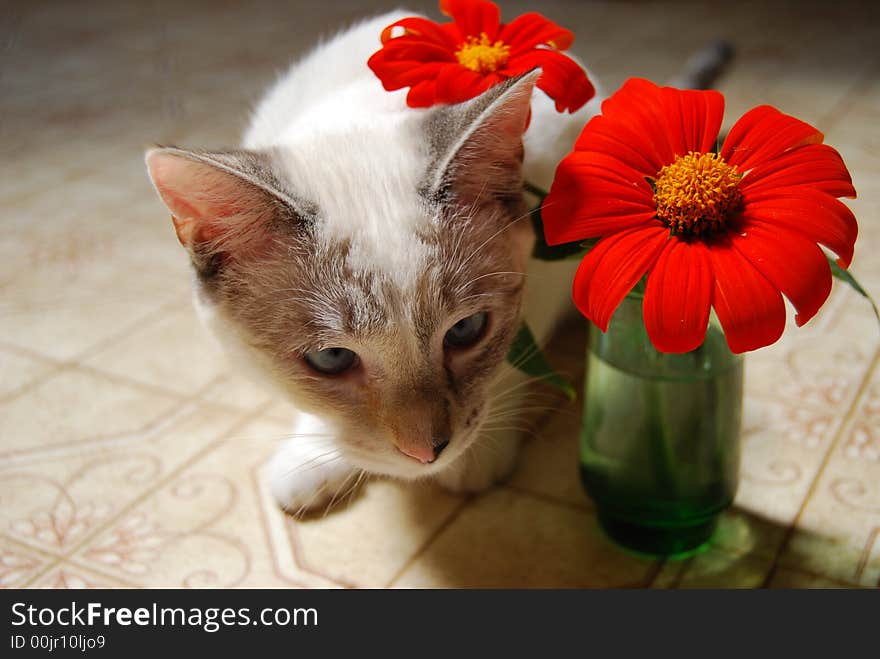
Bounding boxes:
[240,11,602,510]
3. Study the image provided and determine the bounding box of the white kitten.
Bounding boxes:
[146,10,600,513]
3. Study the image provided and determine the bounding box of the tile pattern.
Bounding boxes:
[1,0,878,588]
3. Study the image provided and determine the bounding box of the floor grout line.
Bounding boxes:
[761,348,880,588]
[16,401,274,589]
[384,497,473,588]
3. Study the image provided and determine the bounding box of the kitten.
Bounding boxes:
[144,10,726,514]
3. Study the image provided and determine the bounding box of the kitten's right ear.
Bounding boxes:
[145,147,292,271]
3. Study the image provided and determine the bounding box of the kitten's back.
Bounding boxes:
[243,11,411,149]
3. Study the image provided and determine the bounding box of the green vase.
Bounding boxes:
[580,292,743,558]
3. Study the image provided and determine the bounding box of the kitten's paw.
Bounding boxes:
[267,434,360,516]
[434,434,521,494]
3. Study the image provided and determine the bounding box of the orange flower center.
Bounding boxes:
[653,152,742,237]
[455,33,511,73]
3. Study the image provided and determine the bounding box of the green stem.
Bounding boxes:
[523,180,549,199]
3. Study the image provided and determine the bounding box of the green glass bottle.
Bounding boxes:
[580,292,743,558]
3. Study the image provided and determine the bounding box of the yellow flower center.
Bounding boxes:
[455,33,511,73]
[653,151,743,237]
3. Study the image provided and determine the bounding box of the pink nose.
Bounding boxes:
[397,444,437,464]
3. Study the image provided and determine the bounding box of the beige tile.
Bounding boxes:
[0,348,58,400]
[393,489,655,588]
[711,508,787,559]
[652,549,775,589]
[83,303,228,396]
[0,402,240,558]
[767,568,858,589]
[34,563,134,589]
[294,479,464,588]
[199,372,276,414]
[777,365,880,587]
[745,310,875,415]
[735,404,844,527]
[0,258,185,361]
[0,368,181,457]
[507,407,592,509]
[72,416,335,587]
[0,537,53,588]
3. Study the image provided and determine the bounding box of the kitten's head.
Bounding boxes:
[145,73,538,479]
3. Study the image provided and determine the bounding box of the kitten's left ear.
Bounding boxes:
[425,69,539,204]
[145,147,296,273]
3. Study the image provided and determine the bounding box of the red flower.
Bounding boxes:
[367,0,594,112]
[543,78,857,354]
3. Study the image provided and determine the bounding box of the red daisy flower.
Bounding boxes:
[543,78,858,354]
[367,0,595,112]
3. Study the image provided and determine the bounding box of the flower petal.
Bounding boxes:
[730,224,831,327]
[572,226,669,331]
[595,78,676,166]
[708,239,786,353]
[740,186,858,267]
[506,49,594,112]
[433,64,497,104]
[543,151,657,244]
[738,143,856,199]
[643,239,714,353]
[379,17,459,49]
[499,12,574,54]
[660,86,725,156]
[440,0,501,39]
[573,113,662,175]
[721,105,824,170]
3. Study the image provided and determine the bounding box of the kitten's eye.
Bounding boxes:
[303,347,359,375]
[444,312,488,349]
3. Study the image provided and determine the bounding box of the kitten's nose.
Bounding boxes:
[433,438,450,458]
[397,438,450,464]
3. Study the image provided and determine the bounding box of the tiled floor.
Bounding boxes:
[1,0,878,588]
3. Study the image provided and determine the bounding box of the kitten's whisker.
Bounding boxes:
[280,452,342,478]
[454,270,526,296]
[451,212,528,282]
[323,468,360,518]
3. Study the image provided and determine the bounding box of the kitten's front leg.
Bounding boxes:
[267,412,361,515]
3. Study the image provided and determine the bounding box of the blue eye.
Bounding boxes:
[303,347,359,375]
[444,312,488,349]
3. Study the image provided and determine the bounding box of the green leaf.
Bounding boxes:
[828,256,880,323]
[506,322,576,400]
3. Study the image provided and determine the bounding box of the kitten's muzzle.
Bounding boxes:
[397,437,450,464]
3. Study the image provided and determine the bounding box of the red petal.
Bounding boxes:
[721,105,823,170]
[543,151,656,244]
[738,143,856,199]
[506,50,594,112]
[730,224,831,327]
[573,114,662,175]
[572,226,669,331]
[643,239,714,353]
[739,186,858,268]
[367,57,448,90]
[596,78,677,166]
[433,64,495,104]
[499,12,574,54]
[406,79,440,107]
[660,87,725,155]
[379,17,458,49]
[440,0,501,39]
[708,239,786,353]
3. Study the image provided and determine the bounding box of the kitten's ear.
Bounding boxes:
[426,70,539,204]
[145,147,292,271]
